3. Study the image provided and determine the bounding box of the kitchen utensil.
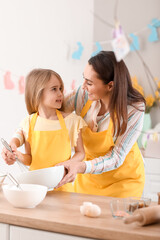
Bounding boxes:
[110,199,131,219]
[124,205,160,226]
[2,183,47,208]
[127,197,151,210]
[1,138,28,172]
[17,165,64,191]
[0,173,23,191]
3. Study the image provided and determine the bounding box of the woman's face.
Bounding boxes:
[82,63,110,101]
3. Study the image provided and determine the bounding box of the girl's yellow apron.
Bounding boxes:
[74,100,145,197]
[27,109,73,192]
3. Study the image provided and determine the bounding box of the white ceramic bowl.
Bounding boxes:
[2,184,47,208]
[17,166,64,191]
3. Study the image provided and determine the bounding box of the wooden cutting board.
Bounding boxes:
[0,190,159,240]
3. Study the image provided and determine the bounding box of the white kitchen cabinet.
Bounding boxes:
[143,157,160,202]
[0,223,9,240]
[10,225,94,240]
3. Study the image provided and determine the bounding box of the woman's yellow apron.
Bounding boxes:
[74,100,145,197]
[27,109,73,192]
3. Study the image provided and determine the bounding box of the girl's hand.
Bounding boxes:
[55,161,86,189]
[1,144,17,165]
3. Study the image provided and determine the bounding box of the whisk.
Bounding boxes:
[0,172,23,190]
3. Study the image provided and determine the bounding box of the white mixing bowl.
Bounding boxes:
[17,166,64,191]
[2,184,47,208]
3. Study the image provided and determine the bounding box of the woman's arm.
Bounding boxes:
[63,86,87,115]
[55,105,145,188]
[85,106,145,174]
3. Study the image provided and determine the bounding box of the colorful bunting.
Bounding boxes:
[18,76,25,94]
[129,33,140,51]
[111,24,130,62]
[91,42,102,57]
[3,71,14,90]
[148,18,160,42]
[71,79,76,90]
[72,42,84,60]
[71,18,160,60]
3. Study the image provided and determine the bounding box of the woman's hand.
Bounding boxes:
[55,161,86,189]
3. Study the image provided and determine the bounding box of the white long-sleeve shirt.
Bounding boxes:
[64,86,145,174]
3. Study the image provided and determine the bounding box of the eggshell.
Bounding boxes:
[80,202,101,218]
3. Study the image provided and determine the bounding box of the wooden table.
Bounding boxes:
[0,190,160,240]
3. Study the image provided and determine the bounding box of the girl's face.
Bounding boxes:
[82,63,110,101]
[40,75,63,111]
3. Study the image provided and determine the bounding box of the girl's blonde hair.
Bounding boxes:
[25,69,64,114]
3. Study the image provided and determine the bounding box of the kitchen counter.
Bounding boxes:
[0,190,160,240]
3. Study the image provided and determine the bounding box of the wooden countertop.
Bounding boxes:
[0,190,160,240]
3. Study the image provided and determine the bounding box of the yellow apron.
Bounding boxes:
[27,109,73,192]
[74,100,145,197]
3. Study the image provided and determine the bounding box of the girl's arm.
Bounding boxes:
[69,130,85,163]
[14,139,32,166]
[56,130,85,183]
[1,115,32,166]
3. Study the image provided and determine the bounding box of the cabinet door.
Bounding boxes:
[0,223,9,240]
[10,225,94,240]
[144,157,160,201]
[143,174,160,201]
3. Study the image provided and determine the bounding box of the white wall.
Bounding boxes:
[0,0,159,177]
[94,0,160,126]
[0,0,94,175]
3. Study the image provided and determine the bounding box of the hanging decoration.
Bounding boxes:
[111,22,130,62]
[148,18,160,42]
[3,71,15,90]
[129,33,140,51]
[71,42,84,60]
[18,76,25,94]
[71,17,160,59]
[71,79,76,90]
[91,42,102,57]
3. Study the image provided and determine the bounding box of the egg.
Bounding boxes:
[80,201,101,218]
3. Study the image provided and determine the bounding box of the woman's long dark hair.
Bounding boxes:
[88,51,146,137]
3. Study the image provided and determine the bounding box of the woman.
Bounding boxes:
[56,51,145,198]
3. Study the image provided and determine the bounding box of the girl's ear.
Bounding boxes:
[106,81,114,92]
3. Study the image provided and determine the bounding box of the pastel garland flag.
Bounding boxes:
[72,42,84,60]
[4,71,15,90]
[18,76,25,94]
[129,33,140,51]
[111,23,130,62]
[91,42,102,57]
[148,18,160,42]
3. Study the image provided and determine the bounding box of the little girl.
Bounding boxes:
[1,69,87,192]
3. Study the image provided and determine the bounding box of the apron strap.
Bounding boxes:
[27,112,38,143]
[56,109,67,131]
[80,100,92,118]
